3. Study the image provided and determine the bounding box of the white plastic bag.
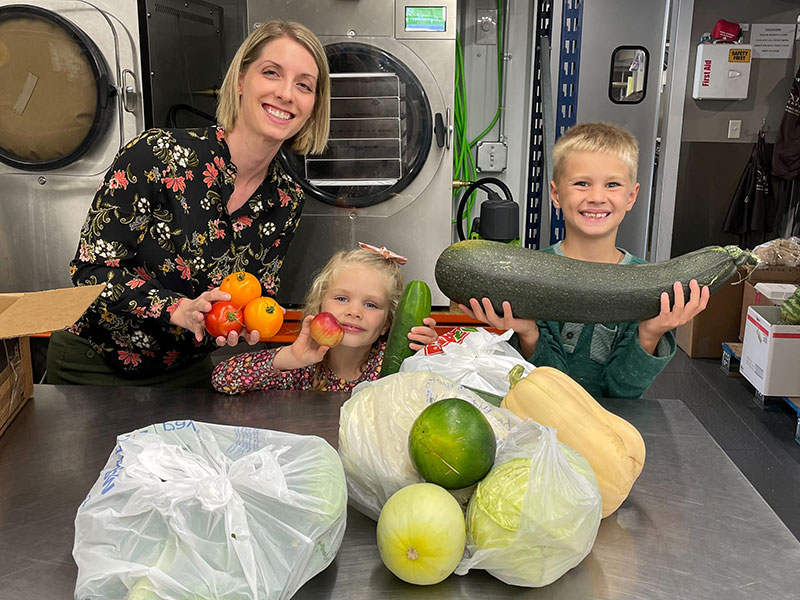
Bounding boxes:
[455,420,602,587]
[752,236,800,266]
[73,420,347,600]
[338,370,522,521]
[399,326,535,398]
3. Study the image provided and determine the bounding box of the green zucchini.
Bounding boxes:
[435,240,760,323]
[379,280,432,377]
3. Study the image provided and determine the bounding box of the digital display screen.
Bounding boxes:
[405,6,446,32]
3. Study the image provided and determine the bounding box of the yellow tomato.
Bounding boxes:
[220,271,261,308]
[243,296,284,340]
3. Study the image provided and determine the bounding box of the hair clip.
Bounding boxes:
[358,242,408,265]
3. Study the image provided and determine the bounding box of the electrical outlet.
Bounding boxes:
[475,9,497,45]
[728,119,742,139]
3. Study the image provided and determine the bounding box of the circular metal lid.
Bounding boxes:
[280,41,433,208]
[0,5,114,171]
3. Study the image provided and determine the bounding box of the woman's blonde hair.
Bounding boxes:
[302,248,405,389]
[216,20,330,155]
[552,122,639,183]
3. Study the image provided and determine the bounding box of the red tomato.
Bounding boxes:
[220,271,262,308]
[243,296,284,341]
[205,301,244,338]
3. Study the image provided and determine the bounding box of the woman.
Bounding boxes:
[46,20,330,388]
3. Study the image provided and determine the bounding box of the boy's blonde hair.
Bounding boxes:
[552,122,639,183]
[216,20,330,155]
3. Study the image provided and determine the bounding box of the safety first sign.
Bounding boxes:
[692,44,752,100]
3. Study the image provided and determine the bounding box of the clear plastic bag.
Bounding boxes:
[338,371,522,521]
[455,420,602,587]
[399,327,535,398]
[73,420,347,600]
[752,236,800,267]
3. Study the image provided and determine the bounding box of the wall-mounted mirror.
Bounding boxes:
[609,46,648,104]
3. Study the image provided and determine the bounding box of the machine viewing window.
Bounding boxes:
[609,46,648,104]
[279,42,433,209]
[405,6,446,32]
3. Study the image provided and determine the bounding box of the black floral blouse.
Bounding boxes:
[69,126,304,376]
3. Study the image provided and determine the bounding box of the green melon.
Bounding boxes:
[780,289,800,325]
[408,398,497,489]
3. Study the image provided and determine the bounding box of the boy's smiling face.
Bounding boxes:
[550,150,639,243]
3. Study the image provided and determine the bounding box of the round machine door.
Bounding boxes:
[0,5,115,171]
[279,42,433,208]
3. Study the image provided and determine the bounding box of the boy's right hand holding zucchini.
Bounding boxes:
[458,298,540,358]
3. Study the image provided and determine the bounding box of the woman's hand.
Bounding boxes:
[169,289,262,346]
[272,315,329,371]
[408,317,439,351]
[170,289,232,342]
[638,279,710,354]
[215,328,262,348]
[458,297,540,357]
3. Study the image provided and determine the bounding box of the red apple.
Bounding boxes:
[309,312,344,347]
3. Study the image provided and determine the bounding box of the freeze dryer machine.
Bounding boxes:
[0,0,143,292]
[247,0,456,306]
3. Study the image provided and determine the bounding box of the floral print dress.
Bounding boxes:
[212,343,386,394]
[69,126,304,376]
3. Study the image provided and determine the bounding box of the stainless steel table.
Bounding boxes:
[1,385,799,599]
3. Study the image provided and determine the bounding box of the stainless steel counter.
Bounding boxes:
[0,385,798,599]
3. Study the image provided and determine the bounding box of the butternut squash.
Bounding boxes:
[500,367,645,518]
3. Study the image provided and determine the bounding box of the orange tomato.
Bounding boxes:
[243,296,284,340]
[220,271,262,308]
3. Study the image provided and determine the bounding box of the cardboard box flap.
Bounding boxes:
[0,285,104,340]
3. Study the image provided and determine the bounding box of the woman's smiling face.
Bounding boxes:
[236,36,318,144]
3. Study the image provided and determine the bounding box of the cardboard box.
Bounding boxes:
[0,285,103,437]
[740,305,800,397]
[739,281,799,341]
[676,274,744,358]
[747,265,800,285]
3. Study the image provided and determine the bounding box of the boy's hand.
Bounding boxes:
[408,317,439,351]
[273,315,329,370]
[638,279,710,354]
[458,298,540,357]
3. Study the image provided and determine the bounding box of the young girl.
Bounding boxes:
[212,245,439,394]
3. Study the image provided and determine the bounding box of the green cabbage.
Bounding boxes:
[463,442,601,587]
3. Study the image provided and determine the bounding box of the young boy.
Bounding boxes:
[459,122,710,398]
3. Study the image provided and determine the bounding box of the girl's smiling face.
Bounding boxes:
[321,264,391,348]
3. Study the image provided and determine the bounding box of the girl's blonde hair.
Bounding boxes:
[302,248,405,390]
[216,20,330,155]
[302,249,404,324]
[552,122,639,183]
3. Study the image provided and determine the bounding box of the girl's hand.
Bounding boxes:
[639,279,710,354]
[458,298,540,357]
[170,288,232,342]
[273,315,330,371]
[408,317,439,351]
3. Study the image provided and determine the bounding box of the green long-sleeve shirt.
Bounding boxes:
[514,242,675,398]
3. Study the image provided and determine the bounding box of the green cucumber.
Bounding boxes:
[379,280,432,377]
[435,240,760,323]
